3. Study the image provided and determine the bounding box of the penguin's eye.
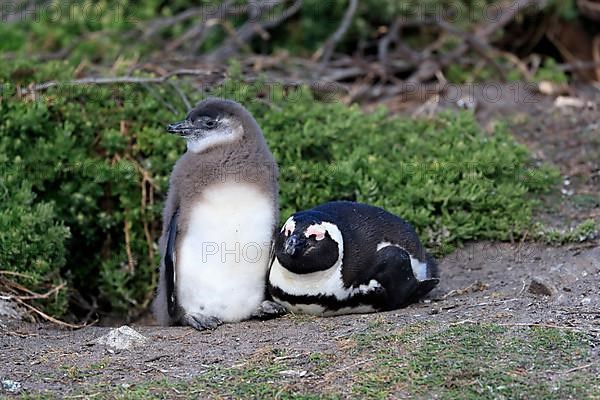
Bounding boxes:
[203,119,217,129]
[305,225,326,241]
[196,117,218,130]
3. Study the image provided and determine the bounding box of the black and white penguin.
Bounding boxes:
[268,201,439,315]
[152,98,285,330]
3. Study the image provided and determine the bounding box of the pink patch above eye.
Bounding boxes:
[305,225,326,240]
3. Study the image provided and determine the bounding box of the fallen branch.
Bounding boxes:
[20,69,215,95]
[312,0,359,66]
[0,270,36,279]
[1,277,40,297]
[142,7,206,39]
[142,1,254,40]
[557,60,600,72]
[207,0,303,63]
[407,0,545,86]
[1,282,66,301]
[433,18,507,81]
[1,273,91,329]
[377,18,423,77]
[165,0,236,52]
[10,297,91,329]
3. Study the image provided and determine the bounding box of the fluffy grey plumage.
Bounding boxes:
[152,98,281,329]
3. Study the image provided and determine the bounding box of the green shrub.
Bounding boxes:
[0,163,70,316]
[1,65,184,318]
[0,60,559,317]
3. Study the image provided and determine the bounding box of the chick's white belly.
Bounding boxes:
[177,183,274,322]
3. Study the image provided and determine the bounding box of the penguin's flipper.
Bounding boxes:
[262,235,278,301]
[268,235,276,268]
[409,277,440,303]
[256,238,288,319]
[165,208,179,319]
[373,246,419,309]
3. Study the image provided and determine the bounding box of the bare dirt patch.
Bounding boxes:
[1,240,598,397]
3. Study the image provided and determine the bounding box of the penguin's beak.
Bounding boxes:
[284,235,305,256]
[167,119,194,136]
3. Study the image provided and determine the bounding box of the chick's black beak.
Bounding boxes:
[284,235,305,256]
[167,119,193,135]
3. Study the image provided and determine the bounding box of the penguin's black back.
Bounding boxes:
[307,201,433,286]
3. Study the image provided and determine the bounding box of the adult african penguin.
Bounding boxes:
[268,201,439,315]
[152,98,285,330]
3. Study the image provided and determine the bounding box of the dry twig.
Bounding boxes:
[0,270,35,279]
[20,69,215,95]
[207,0,303,63]
[9,297,90,329]
[312,0,359,66]
[407,0,544,86]
[165,0,236,52]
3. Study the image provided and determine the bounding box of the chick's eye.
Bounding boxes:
[204,119,217,129]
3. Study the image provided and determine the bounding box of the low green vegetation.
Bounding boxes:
[534,219,598,245]
[0,59,559,317]
[0,164,70,315]
[350,323,596,399]
[16,324,598,399]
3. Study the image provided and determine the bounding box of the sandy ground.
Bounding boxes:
[1,240,598,396]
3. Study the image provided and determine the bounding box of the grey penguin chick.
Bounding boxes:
[268,201,439,316]
[152,98,285,330]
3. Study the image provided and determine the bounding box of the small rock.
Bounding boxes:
[528,277,557,296]
[456,96,476,110]
[279,370,307,377]
[561,188,575,196]
[538,81,554,95]
[554,96,585,108]
[581,297,591,305]
[1,380,22,393]
[538,81,566,95]
[0,299,24,321]
[92,326,148,351]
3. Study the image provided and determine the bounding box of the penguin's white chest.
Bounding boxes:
[269,259,380,316]
[177,183,275,322]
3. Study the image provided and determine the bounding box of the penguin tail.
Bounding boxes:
[409,253,440,302]
[425,252,440,280]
